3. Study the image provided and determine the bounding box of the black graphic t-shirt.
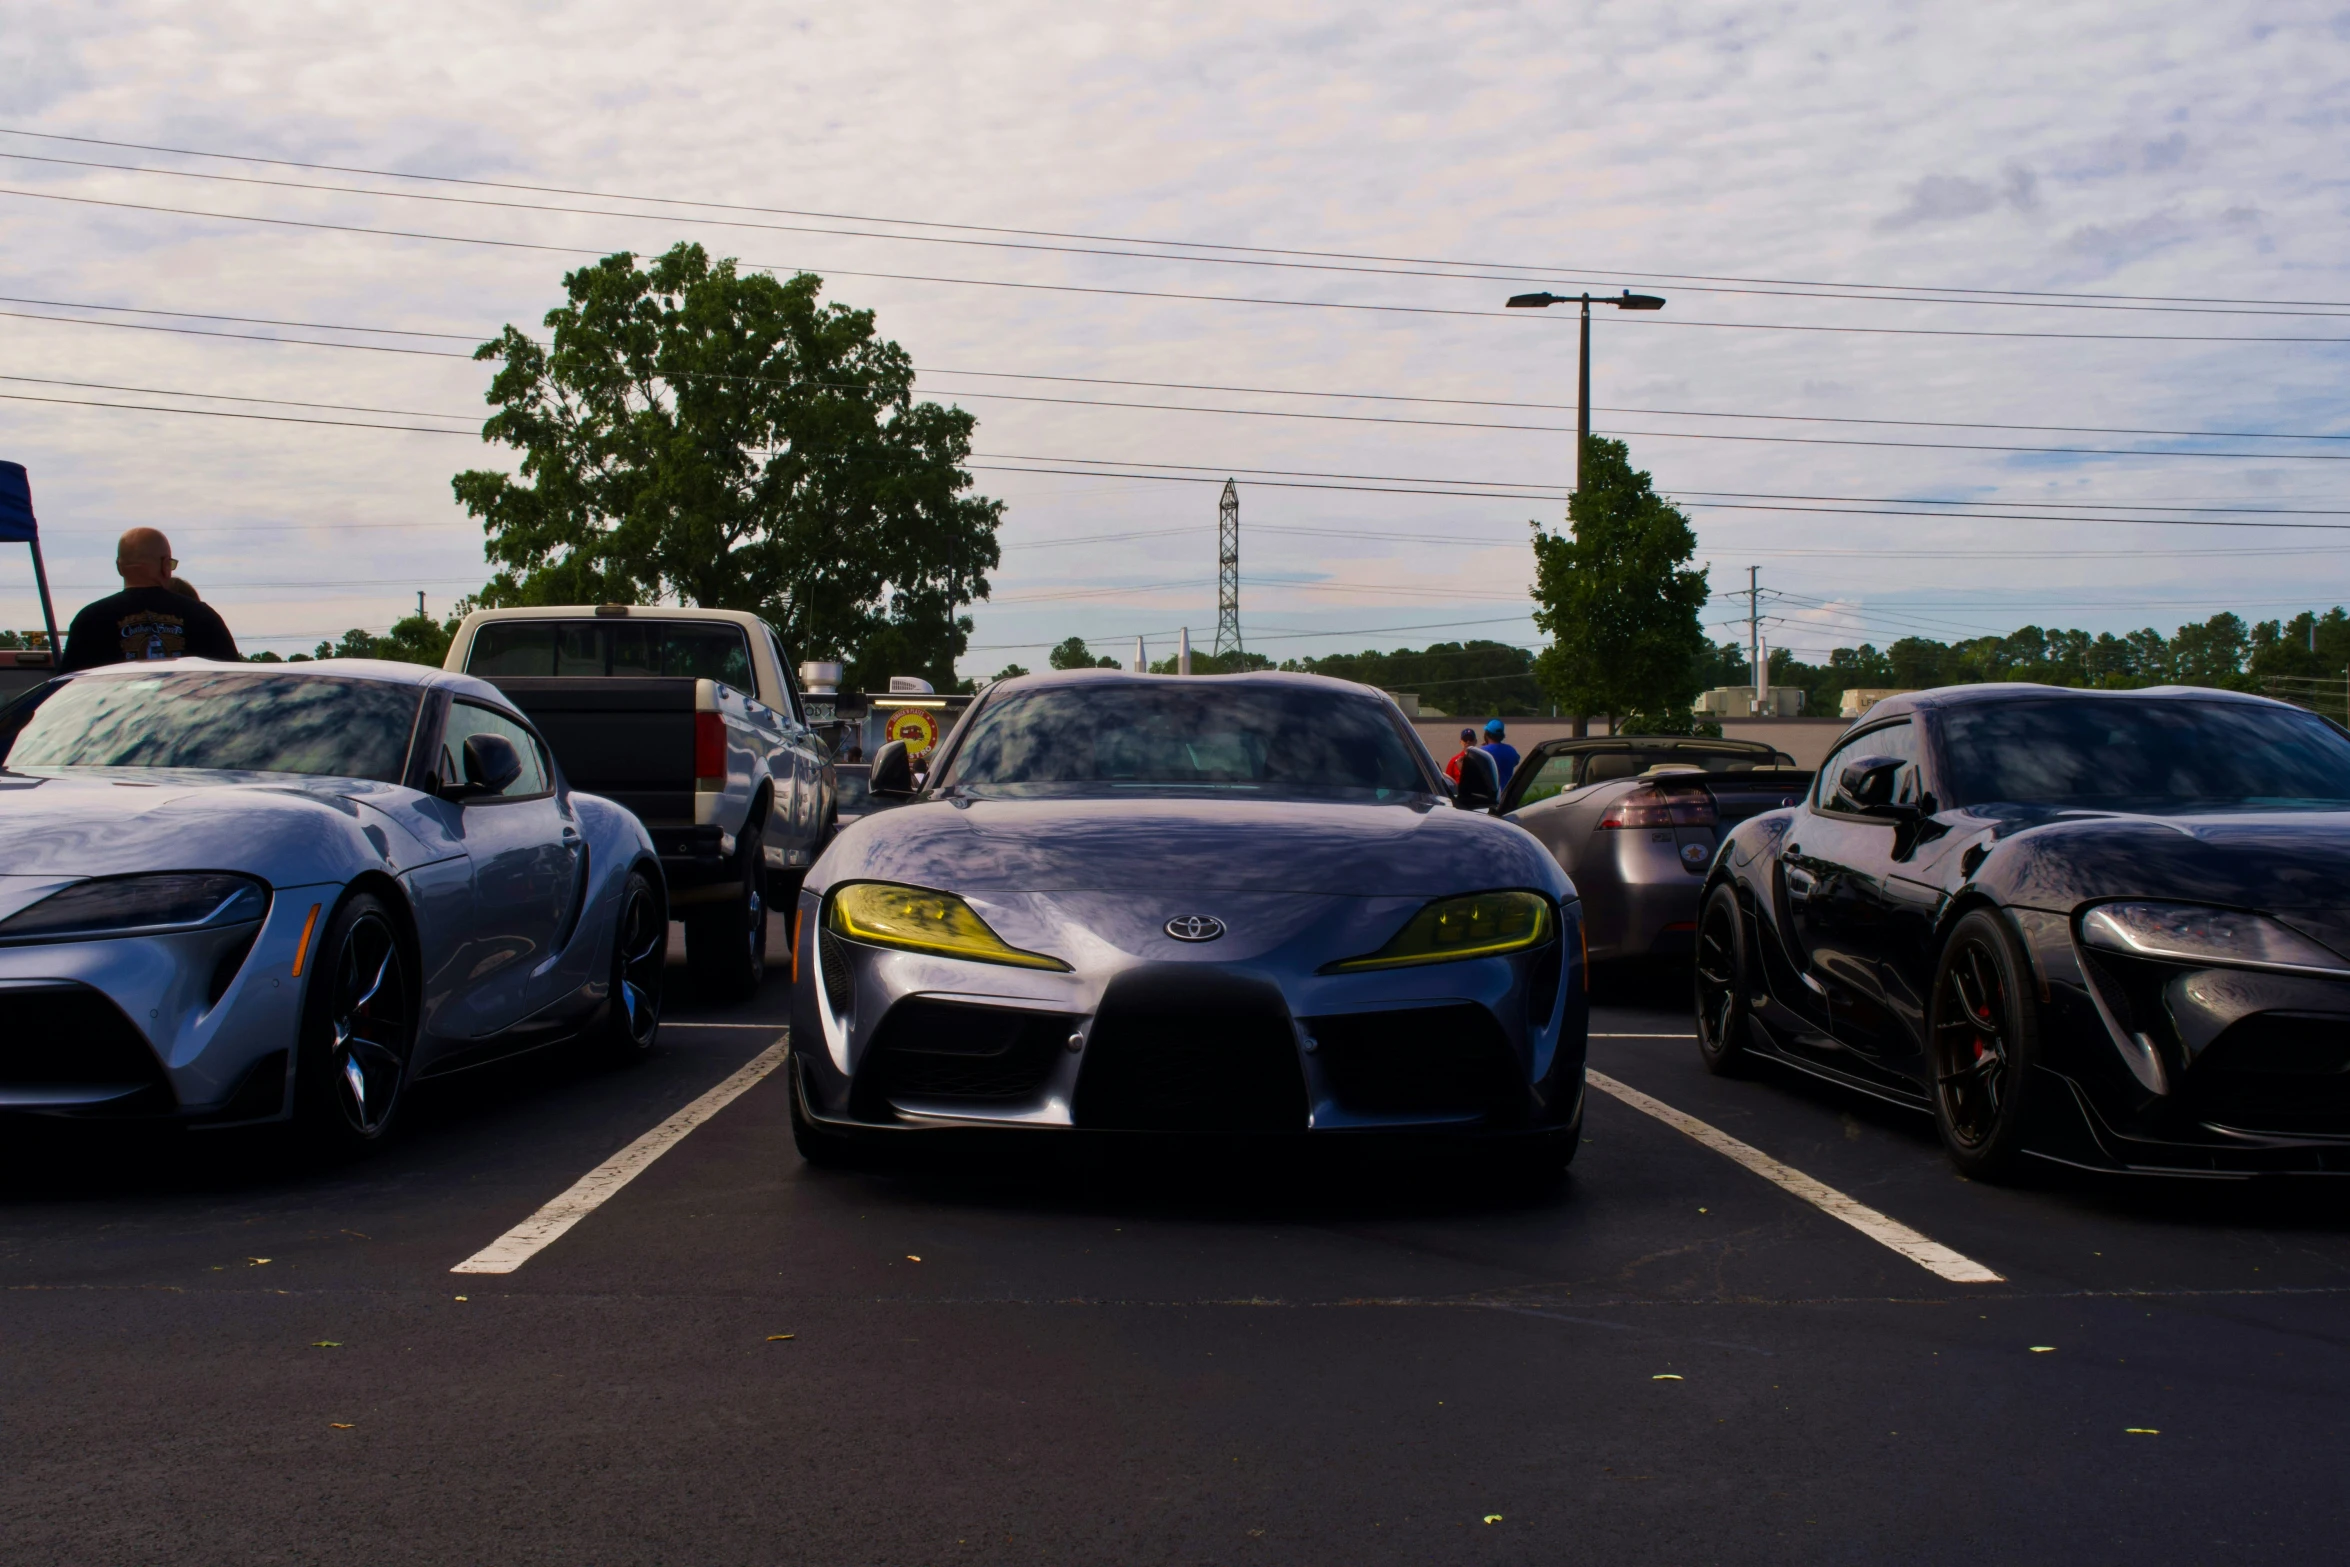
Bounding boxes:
[59,588,241,672]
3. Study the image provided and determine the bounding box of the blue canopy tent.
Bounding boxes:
[0,461,62,660]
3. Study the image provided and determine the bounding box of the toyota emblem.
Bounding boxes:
[1165,915,1226,942]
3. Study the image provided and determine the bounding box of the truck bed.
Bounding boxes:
[484,677,698,826]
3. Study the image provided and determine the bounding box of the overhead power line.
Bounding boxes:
[17,385,2350,530]
[7,145,2349,324]
[6,183,2350,346]
[17,290,2350,441]
[13,309,2350,459]
[5,126,2342,313]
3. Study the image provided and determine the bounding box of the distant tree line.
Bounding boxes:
[1700,607,2350,720]
[996,634,1546,715]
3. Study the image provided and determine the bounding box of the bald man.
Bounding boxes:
[59,528,240,672]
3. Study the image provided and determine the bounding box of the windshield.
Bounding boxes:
[937,682,1430,798]
[1935,698,2350,809]
[3,671,423,782]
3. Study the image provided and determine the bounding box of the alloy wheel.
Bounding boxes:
[1695,897,1740,1051]
[1933,934,2010,1146]
[328,911,411,1138]
[614,880,665,1048]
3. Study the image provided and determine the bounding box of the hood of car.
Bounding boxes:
[1988,806,2350,914]
[0,769,401,892]
[819,794,1570,899]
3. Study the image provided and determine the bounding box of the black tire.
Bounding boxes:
[1694,882,1751,1076]
[596,868,667,1061]
[687,823,767,1002]
[788,1055,855,1168]
[293,891,416,1157]
[1928,908,2044,1182]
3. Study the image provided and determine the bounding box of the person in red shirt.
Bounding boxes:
[1443,726,1478,783]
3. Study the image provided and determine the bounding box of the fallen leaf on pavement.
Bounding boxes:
[906,1255,922,1262]
[1484,1515,1503,1524]
[247,1258,271,1266]
[2029,1346,2055,1353]
[767,1334,796,1342]
[329,1423,354,1430]
[1652,1374,1684,1381]
[310,1341,342,1349]
[2125,1428,2160,1435]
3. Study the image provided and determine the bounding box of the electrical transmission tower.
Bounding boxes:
[1214,479,1242,659]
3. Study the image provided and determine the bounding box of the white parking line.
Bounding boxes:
[452,1039,789,1275]
[1585,1069,2005,1285]
[1592,1032,1697,1039]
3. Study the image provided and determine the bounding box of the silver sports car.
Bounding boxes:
[0,659,668,1152]
[787,670,1587,1168]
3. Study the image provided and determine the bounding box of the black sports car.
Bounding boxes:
[1696,683,2350,1178]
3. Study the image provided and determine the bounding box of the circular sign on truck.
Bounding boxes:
[883,707,941,759]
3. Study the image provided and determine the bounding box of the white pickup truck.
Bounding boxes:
[444,605,833,997]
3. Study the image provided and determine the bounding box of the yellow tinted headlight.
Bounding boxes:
[827,882,1069,971]
[1326,890,1554,972]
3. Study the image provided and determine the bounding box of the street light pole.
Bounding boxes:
[1578,296,1592,493]
[1506,288,1667,499]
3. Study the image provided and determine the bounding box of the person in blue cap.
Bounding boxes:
[1480,718,1520,791]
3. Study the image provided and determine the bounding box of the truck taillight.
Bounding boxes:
[1595,784,1717,829]
[694,711,726,788]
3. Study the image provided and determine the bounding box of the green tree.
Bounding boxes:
[990,662,1030,681]
[1529,438,1709,727]
[453,243,1002,693]
[1047,636,1122,670]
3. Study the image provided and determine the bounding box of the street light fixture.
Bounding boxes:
[1505,288,1667,493]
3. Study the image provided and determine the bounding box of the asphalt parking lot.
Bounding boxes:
[6,942,2349,1566]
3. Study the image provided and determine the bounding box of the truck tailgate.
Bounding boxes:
[487,677,698,825]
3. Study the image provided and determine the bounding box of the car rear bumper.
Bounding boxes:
[1581,830,1713,962]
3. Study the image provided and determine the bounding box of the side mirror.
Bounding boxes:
[1452,747,1500,812]
[460,732,525,798]
[1833,754,1916,819]
[869,739,917,801]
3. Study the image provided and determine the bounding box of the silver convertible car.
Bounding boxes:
[787,671,1587,1170]
[0,660,668,1152]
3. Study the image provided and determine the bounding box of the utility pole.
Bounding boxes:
[1748,566,1761,715]
[1214,479,1242,661]
[417,591,427,623]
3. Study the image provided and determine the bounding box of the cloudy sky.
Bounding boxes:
[3,2,2347,676]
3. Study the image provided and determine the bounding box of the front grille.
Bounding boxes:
[2189,1012,2350,1132]
[1307,1004,1523,1120]
[0,985,173,1109]
[866,1000,1067,1104]
[1075,971,1306,1132]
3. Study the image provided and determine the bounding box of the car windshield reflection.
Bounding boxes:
[937,682,1431,801]
[1936,698,2350,810]
[2,671,423,783]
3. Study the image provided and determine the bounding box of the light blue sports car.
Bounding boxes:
[789,670,1588,1172]
[0,659,668,1152]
